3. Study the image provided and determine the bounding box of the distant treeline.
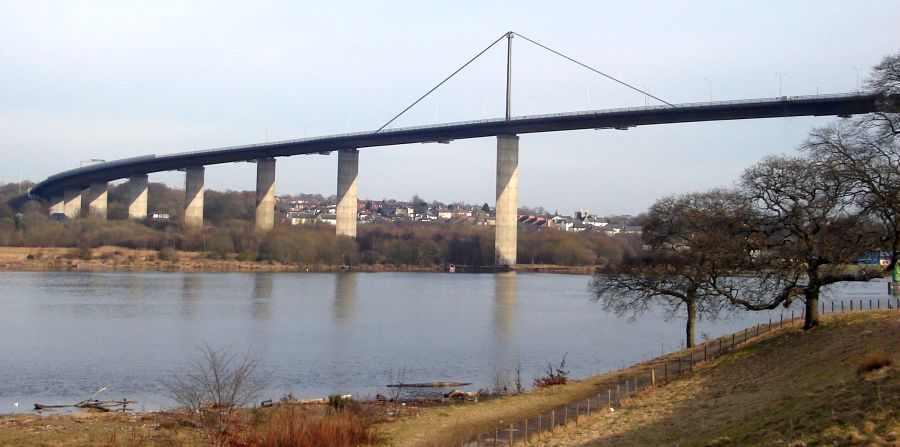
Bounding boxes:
[0,182,637,267]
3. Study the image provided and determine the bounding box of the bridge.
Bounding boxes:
[23,32,900,266]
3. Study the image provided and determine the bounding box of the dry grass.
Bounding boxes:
[376,345,703,446]
[255,405,378,447]
[0,411,205,446]
[858,350,893,375]
[538,311,899,446]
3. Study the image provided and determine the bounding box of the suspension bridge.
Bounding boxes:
[23,31,900,266]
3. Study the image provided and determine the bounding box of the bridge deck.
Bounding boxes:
[28,93,895,199]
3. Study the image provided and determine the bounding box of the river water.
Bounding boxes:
[0,271,891,412]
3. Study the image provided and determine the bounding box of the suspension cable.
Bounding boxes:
[513,32,677,108]
[375,32,510,133]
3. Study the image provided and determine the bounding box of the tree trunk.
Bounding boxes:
[804,289,820,330]
[686,297,697,348]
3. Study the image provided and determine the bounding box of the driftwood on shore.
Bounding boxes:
[386,381,472,388]
[34,399,137,412]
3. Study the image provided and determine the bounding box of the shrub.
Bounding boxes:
[533,352,570,388]
[158,247,179,261]
[162,345,269,444]
[857,351,892,375]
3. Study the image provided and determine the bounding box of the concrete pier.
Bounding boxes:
[255,158,276,230]
[495,135,519,266]
[86,181,108,219]
[49,195,63,215]
[184,166,205,228]
[336,149,359,238]
[128,174,149,220]
[63,188,82,219]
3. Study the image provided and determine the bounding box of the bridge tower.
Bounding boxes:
[128,174,149,220]
[184,166,205,229]
[336,149,359,238]
[86,181,108,219]
[495,31,519,266]
[255,158,276,230]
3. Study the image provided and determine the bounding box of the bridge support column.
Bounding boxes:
[336,149,359,238]
[86,181,108,219]
[495,135,519,266]
[184,166,205,229]
[63,188,82,219]
[255,158,276,230]
[49,195,63,215]
[128,174,149,220]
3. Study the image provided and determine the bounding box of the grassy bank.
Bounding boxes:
[376,311,898,446]
[538,311,899,446]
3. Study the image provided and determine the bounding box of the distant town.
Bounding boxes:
[276,194,644,236]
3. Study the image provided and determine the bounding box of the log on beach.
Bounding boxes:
[386,381,472,388]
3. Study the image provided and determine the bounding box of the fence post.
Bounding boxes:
[575,402,579,425]
[509,424,513,446]
[718,338,723,356]
[732,332,736,347]
[877,299,880,310]
[821,301,825,314]
[651,369,656,386]
[851,300,854,311]
[664,362,668,382]
[756,323,760,337]
[831,301,834,313]
[586,396,590,414]
[551,409,555,432]
[859,299,862,310]
[869,299,872,310]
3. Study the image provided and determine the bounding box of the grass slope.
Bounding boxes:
[543,311,899,446]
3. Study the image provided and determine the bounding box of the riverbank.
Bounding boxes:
[382,310,899,446]
[1,311,895,446]
[0,246,595,274]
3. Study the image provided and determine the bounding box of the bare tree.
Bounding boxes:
[163,344,269,443]
[803,52,900,270]
[591,189,750,347]
[724,155,883,329]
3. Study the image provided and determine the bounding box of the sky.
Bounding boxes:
[1,1,898,215]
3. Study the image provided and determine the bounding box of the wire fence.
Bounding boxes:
[458,297,899,446]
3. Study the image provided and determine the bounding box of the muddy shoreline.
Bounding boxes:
[0,246,595,275]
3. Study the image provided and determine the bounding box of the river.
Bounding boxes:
[0,271,891,412]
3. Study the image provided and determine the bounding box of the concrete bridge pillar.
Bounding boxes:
[255,158,276,230]
[128,174,149,220]
[336,149,359,238]
[495,135,519,266]
[63,188,82,219]
[49,195,63,215]
[86,181,108,219]
[184,166,205,229]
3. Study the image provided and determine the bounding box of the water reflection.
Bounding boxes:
[251,273,274,320]
[493,272,518,359]
[333,272,358,325]
[180,274,202,319]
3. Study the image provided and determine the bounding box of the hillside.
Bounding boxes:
[541,311,898,446]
